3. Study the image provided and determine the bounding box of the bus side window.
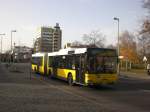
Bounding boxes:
[49,56,53,67]
[53,57,58,68]
[52,60,55,67]
[75,56,80,69]
[31,57,35,64]
[72,56,76,69]
[37,58,41,66]
[66,55,73,69]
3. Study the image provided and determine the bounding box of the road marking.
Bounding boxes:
[32,74,105,106]
[31,73,127,111]
[31,73,143,112]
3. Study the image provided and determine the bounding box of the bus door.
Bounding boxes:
[37,57,40,73]
[76,55,85,84]
[37,64,39,73]
[52,56,59,77]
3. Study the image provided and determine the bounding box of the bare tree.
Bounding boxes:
[143,0,150,11]
[138,18,150,62]
[71,40,82,46]
[120,31,136,47]
[138,32,150,62]
[82,30,105,48]
[120,31,139,63]
[137,0,150,63]
[140,19,150,33]
[106,44,116,49]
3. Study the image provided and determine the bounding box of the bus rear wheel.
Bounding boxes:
[68,74,73,86]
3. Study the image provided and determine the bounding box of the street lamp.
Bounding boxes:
[11,30,17,52]
[113,17,120,75]
[0,33,5,53]
[0,33,5,62]
[11,30,17,63]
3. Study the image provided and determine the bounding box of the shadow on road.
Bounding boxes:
[32,72,150,93]
[2,63,150,93]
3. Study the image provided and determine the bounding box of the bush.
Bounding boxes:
[132,64,145,69]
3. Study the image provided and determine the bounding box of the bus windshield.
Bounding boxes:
[87,56,117,74]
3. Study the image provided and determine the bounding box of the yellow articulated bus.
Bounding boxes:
[31,53,47,75]
[32,48,118,86]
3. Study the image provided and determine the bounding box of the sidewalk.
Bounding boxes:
[120,70,150,80]
[1,63,30,73]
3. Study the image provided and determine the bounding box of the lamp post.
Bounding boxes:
[0,33,5,62]
[113,17,120,75]
[11,30,17,63]
[11,30,17,52]
[0,33,5,53]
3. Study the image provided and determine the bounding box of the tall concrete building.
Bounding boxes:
[53,23,62,52]
[34,23,62,53]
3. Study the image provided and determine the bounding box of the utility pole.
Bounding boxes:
[0,33,5,63]
[10,30,17,63]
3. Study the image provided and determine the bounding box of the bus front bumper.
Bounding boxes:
[85,74,118,85]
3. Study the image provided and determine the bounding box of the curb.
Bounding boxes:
[120,72,150,80]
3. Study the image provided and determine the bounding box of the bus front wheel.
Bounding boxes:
[68,74,73,86]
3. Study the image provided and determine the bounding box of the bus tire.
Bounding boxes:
[68,74,73,86]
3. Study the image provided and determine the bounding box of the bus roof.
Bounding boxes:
[48,52,58,56]
[74,48,87,54]
[47,48,87,56]
[32,52,45,57]
[58,48,76,55]
[47,48,116,57]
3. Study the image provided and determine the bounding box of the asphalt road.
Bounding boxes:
[0,63,150,112]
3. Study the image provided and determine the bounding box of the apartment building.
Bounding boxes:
[34,23,62,52]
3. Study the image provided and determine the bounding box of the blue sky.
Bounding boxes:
[0,0,146,52]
